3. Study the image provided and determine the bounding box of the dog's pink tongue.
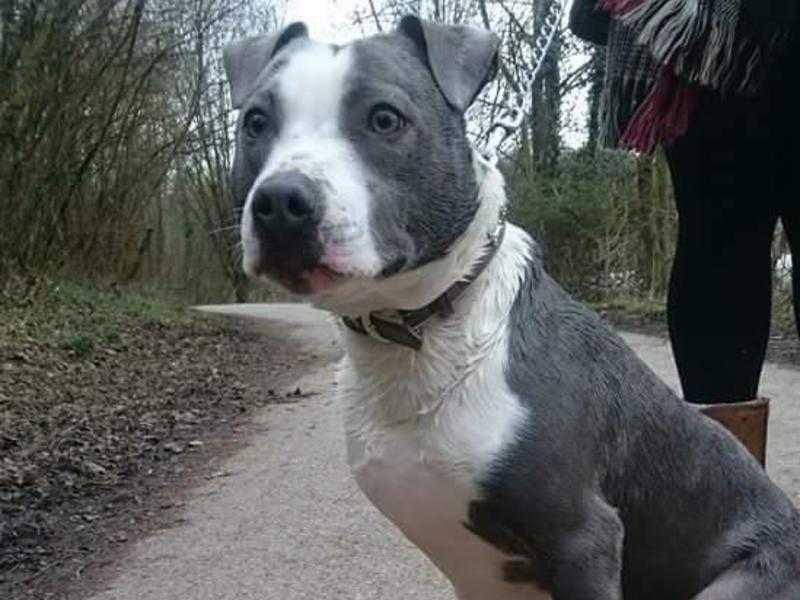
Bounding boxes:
[305,266,341,292]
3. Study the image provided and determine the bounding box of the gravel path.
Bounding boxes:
[86,303,800,600]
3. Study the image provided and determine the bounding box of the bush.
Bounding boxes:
[507,149,656,302]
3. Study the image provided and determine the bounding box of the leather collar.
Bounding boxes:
[342,221,506,350]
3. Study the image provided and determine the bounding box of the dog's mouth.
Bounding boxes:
[243,231,358,294]
[302,264,347,292]
[243,225,398,296]
[264,263,347,295]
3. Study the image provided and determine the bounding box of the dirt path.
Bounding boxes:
[83,304,800,600]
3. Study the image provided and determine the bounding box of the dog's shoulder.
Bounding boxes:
[505,229,679,406]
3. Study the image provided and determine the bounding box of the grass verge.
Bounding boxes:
[0,274,308,598]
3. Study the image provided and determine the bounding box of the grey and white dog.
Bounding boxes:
[224,17,800,600]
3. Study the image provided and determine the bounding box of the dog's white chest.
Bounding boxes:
[347,434,550,600]
[337,225,547,598]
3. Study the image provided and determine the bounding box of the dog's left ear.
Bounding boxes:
[223,22,309,109]
[398,15,500,112]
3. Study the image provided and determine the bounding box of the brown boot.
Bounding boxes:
[696,398,770,467]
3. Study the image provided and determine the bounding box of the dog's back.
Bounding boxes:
[341,221,800,599]
[492,243,800,598]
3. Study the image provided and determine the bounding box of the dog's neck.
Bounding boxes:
[313,150,509,318]
[336,154,532,427]
[340,219,506,350]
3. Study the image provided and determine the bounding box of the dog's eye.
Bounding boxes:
[244,110,270,138]
[368,105,406,136]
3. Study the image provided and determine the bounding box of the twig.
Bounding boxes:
[367,0,384,32]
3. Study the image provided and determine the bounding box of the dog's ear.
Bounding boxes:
[223,22,309,109]
[398,15,499,112]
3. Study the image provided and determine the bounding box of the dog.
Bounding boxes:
[224,17,800,600]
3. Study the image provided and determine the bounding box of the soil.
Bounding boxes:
[0,280,316,600]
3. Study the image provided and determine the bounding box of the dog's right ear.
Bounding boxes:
[398,16,499,113]
[223,22,309,109]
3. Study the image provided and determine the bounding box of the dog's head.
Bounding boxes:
[225,17,499,313]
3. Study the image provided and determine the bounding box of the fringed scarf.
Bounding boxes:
[572,0,796,153]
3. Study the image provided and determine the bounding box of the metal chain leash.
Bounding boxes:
[482,0,564,165]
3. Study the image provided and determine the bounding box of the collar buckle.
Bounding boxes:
[343,221,506,351]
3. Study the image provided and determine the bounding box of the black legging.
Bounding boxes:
[664,36,800,404]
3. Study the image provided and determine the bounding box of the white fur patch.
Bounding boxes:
[240,42,382,279]
[313,153,509,316]
[338,157,549,599]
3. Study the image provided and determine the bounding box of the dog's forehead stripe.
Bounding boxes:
[276,42,353,136]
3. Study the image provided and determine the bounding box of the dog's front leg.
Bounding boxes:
[548,495,624,600]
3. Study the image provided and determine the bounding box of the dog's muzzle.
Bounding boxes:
[245,170,328,292]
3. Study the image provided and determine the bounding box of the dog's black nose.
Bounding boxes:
[252,172,318,235]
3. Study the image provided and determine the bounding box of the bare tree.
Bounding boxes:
[351,0,580,172]
[170,0,281,302]
[0,0,280,301]
[585,45,605,155]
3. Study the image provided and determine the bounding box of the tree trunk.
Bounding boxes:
[635,152,675,300]
[586,46,605,155]
[232,270,249,303]
[635,153,655,295]
[649,152,674,299]
[530,0,561,173]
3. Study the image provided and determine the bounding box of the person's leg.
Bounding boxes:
[665,92,779,404]
[777,33,800,340]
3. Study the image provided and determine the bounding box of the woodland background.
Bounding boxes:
[3,3,798,592]
[0,0,793,320]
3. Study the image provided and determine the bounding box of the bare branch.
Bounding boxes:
[367,0,384,31]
